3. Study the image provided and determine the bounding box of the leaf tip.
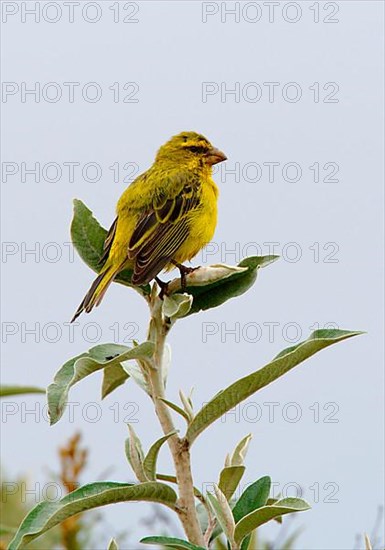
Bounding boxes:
[72,197,83,210]
[266,254,280,263]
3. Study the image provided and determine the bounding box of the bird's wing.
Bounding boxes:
[99,216,118,265]
[128,176,200,285]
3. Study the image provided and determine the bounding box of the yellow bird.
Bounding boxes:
[71,131,227,321]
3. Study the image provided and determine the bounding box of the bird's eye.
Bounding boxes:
[187,145,205,154]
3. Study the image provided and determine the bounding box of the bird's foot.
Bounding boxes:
[171,261,200,291]
[155,276,169,299]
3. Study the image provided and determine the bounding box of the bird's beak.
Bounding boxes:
[206,147,227,166]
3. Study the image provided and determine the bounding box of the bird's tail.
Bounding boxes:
[71,265,118,322]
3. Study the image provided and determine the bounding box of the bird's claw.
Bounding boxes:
[171,262,200,291]
[155,277,169,299]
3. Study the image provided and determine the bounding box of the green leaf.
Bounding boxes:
[232,476,271,550]
[266,497,283,523]
[47,341,154,425]
[187,329,363,443]
[230,434,252,466]
[140,536,205,549]
[240,535,251,550]
[180,256,279,316]
[218,466,245,501]
[108,538,119,550]
[207,488,235,545]
[179,389,194,421]
[71,199,151,295]
[125,425,147,482]
[8,481,177,550]
[121,360,150,394]
[232,476,271,523]
[159,398,190,422]
[143,431,177,481]
[163,293,193,320]
[101,364,129,399]
[0,386,45,398]
[234,498,310,545]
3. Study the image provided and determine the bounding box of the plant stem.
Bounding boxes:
[147,293,205,547]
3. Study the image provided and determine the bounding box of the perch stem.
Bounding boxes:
[146,290,204,546]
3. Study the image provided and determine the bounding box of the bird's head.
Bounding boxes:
[155,131,227,169]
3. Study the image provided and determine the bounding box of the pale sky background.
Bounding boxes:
[1,1,384,549]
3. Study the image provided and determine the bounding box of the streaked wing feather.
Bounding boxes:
[132,222,190,284]
[129,180,200,285]
[128,211,157,251]
[99,216,118,265]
